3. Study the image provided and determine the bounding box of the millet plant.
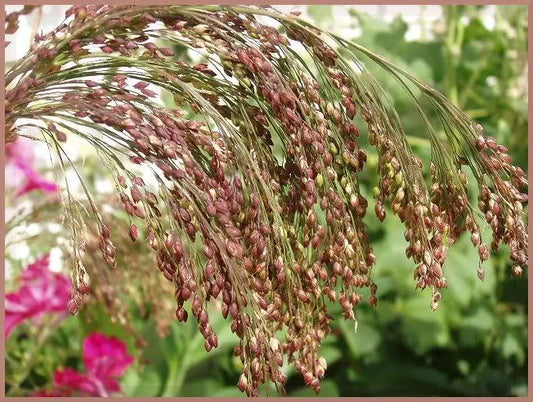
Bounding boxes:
[5,5,528,396]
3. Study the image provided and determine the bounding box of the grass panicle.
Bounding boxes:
[5,5,528,396]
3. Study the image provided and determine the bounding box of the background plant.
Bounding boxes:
[4,4,528,397]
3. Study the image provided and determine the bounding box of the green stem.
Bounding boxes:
[163,354,190,397]
[444,6,460,106]
[161,330,204,396]
[406,135,431,148]
[464,109,489,119]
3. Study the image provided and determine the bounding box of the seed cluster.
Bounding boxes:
[475,130,528,274]
[75,213,176,340]
[5,5,528,396]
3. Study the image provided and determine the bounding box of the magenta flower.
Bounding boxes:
[52,333,134,397]
[5,255,72,339]
[15,162,59,196]
[5,137,58,196]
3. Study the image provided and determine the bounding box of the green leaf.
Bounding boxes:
[339,319,381,358]
[120,368,140,396]
[501,334,524,364]
[320,344,342,366]
[356,362,450,396]
[180,378,226,396]
[458,307,495,347]
[400,296,450,355]
[129,366,163,396]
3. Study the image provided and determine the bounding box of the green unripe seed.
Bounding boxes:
[341,177,348,187]
[316,174,324,187]
[394,172,403,186]
[239,78,251,89]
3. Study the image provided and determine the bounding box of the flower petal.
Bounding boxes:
[5,255,71,339]
[5,138,58,197]
[54,368,98,396]
[83,333,134,379]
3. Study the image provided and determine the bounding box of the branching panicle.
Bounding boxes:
[5,5,528,396]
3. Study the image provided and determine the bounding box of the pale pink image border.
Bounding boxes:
[1,1,530,400]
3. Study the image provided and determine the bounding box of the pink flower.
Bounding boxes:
[6,137,34,166]
[52,333,134,397]
[15,163,59,196]
[5,137,58,196]
[5,255,71,339]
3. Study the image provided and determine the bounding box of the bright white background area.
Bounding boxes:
[7,4,502,62]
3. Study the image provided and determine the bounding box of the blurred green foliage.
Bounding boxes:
[5,5,527,397]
